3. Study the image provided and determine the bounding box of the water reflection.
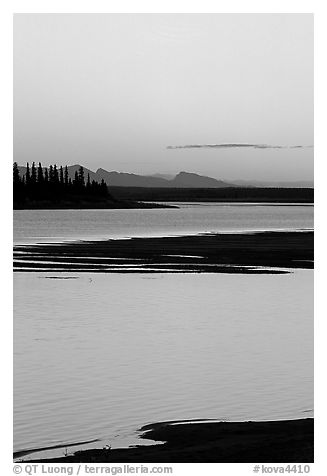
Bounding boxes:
[14,270,313,456]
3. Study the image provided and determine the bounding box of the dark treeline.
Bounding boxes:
[108,185,314,203]
[14,162,112,205]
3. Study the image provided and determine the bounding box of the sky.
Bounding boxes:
[14,14,313,181]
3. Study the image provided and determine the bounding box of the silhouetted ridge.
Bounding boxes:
[96,169,170,187]
[16,164,314,188]
[171,171,230,188]
[95,168,233,187]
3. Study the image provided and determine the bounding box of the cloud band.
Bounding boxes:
[167,143,313,150]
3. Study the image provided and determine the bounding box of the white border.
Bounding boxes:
[3,3,323,475]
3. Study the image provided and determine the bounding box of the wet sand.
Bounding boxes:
[26,418,313,463]
[14,231,313,274]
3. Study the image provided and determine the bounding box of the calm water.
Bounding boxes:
[13,203,313,244]
[13,204,313,459]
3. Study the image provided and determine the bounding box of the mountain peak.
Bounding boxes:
[172,171,231,188]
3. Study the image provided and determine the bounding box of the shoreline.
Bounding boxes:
[13,200,178,210]
[14,187,314,208]
[24,418,314,463]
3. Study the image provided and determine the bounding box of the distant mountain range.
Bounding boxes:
[17,165,313,188]
[97,169,233,188]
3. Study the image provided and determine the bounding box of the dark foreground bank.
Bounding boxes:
[13,198,177,209]
[14,231,314,274]
[26,419,313,463]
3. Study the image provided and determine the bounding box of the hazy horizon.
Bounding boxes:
[15,161,314,185]
[14,14,313,182]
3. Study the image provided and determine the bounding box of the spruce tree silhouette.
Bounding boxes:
[13,162,20,185]
[25,163,30,184]
[74,171,79,192]
[37,163,44,183]
[78,166,85,187]
[59,166,64,185]
[31,162,37,184]
[53,165,59,185]
[13,162,115,207]
[64,166,69,186]
[49,165,54,183]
